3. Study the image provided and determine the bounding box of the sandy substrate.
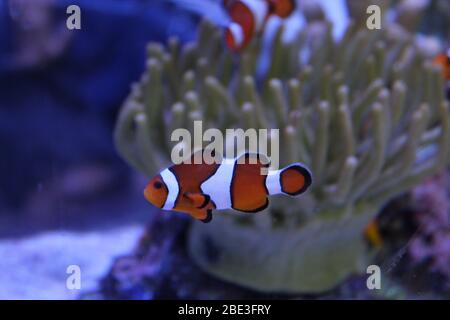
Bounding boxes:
[0,225,143,299]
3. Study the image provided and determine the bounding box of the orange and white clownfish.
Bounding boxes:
[433,50,450,100]
[223,0,296,52]
[143,150,312,223]
[433,51,450,81]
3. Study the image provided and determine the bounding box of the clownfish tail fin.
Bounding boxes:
[280,163,312,196]
[267,0,296,18]
[266,163,311,196]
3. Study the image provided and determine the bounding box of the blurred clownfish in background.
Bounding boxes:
[223,0,296,52]
[143,150,312,223]
[433,50,450,81]
[364,219,383,249]
[433,50,450,100]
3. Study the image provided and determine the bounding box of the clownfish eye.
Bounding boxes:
[154,181,163,189]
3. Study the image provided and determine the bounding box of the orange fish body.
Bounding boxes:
[144,151,312,223]
[433,52,450,81]
[223,0,296,52]
[267,0,296,18]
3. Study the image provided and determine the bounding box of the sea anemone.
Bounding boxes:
[114,18,449,293]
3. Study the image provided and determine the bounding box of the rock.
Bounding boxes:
[99,214,289,299]
[0,225,143,299]
[99,213,377,299]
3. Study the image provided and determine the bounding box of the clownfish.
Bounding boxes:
[144,150,312,223]
[223,0,296,52]
[433,51,450,81]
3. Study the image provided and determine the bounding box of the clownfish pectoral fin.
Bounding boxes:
[188,208,213,223]
[268,0,296,18]
[183,192,211,209]
[200,209,213,223]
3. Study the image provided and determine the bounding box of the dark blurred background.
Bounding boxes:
[0,0,201,236]
[0,0,449,300]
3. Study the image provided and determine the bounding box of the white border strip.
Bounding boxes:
[241,0,269,31]
[160,169,179,210]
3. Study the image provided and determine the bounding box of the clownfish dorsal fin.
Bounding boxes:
[183,192,211,209]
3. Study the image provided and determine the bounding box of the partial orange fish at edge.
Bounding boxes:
[223,0,296,52]
[433,52,450,81]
